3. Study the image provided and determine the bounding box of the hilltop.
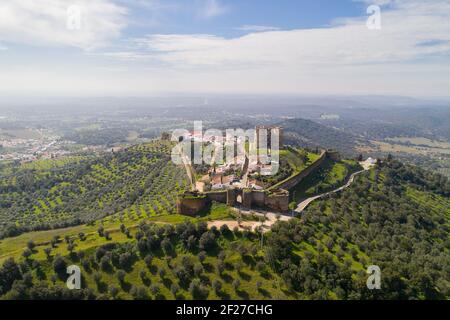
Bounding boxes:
[0,143,448,299]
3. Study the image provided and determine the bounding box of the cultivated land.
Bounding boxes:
[0,137,448,300]
[0,141,189,238]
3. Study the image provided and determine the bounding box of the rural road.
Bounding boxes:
[207,165,372,233]
[294,169,367,213]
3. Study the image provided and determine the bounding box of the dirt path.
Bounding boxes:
[208,208,292,233]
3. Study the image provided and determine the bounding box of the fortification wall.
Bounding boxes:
[251,191,266,207]
[178,150,339,215]
[242,189,253,208]
[270,151,327,191]
[205,191,228,203]
[265,192,290,212]
[176,197,207,216]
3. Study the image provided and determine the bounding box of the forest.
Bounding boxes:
[0,157,448,300]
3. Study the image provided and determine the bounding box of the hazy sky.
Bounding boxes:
[0,0,450,97]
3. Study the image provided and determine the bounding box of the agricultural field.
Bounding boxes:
[0,152,448,300]
[0,202,235,264]
[0,141,190,238]
[290,158,362,203]
[1,222,296,300]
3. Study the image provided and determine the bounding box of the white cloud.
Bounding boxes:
[129,0,450,69]
[0,0,128,50]
[237,25,280,32]
[1,0,450,97]
[200,0,228,19]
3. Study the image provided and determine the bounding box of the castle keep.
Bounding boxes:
[177,149,340,216]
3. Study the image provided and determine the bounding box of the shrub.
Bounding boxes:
[109,285,119,298]
[26,240,35,250]
[198,251,207,264]
[232,279,241,291]
[170,283,180,296]
[144,255,153,268]
[22,248,32,259]
[53,256,67,275]
[116,270,126,283]
[212,279,222,294]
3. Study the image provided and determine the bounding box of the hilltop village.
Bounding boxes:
[176,126,344,216]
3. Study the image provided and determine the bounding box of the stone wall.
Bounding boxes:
[205,190,228,203]
[242,189,253,208]
[265,190,290,212]
[251,190,266,207]
[176,196,207,216]
[178,150,340,215]
[269,151,327,191]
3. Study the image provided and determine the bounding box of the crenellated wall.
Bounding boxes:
[177,150,340,216]
[269,150,330,191]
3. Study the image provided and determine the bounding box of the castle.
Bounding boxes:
[176,140,341,216]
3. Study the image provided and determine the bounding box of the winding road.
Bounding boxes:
[294,169,367,214]
[206,162,374,233]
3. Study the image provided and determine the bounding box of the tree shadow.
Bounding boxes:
[163,278,173,289]
[242,255,256,267]
[217,290,231,300]
[258,288,272,298]
[96,281,108,294]
[155,293,167,300]
[142,277,152,287]
[175,293,186,300]
[236,289,249,299]
[119,280,132,292]
[220,272,233,283]
[149,265,158,275]
[238,271,252,281]
[203,263,214,273]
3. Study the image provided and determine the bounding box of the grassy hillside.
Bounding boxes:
[0,141,189,239]
[0,202,235,264]
[257,147,322,188]
[290,158,362,203]
[0,158,448,300]
[1,221,294,300]
[274,159,449,299]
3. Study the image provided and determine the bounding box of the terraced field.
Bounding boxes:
[406,187,450,218]
[0,141,189,237]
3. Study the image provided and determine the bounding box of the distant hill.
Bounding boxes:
[279,118,364,157]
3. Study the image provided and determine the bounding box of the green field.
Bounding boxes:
[0,141,190,238]
[0,143,448,300]
[0,202,235,265]
[3,223,294,300]
[291,158,361,203]
[260,147,322,188]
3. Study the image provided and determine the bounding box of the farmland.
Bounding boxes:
[0,141,190,238]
